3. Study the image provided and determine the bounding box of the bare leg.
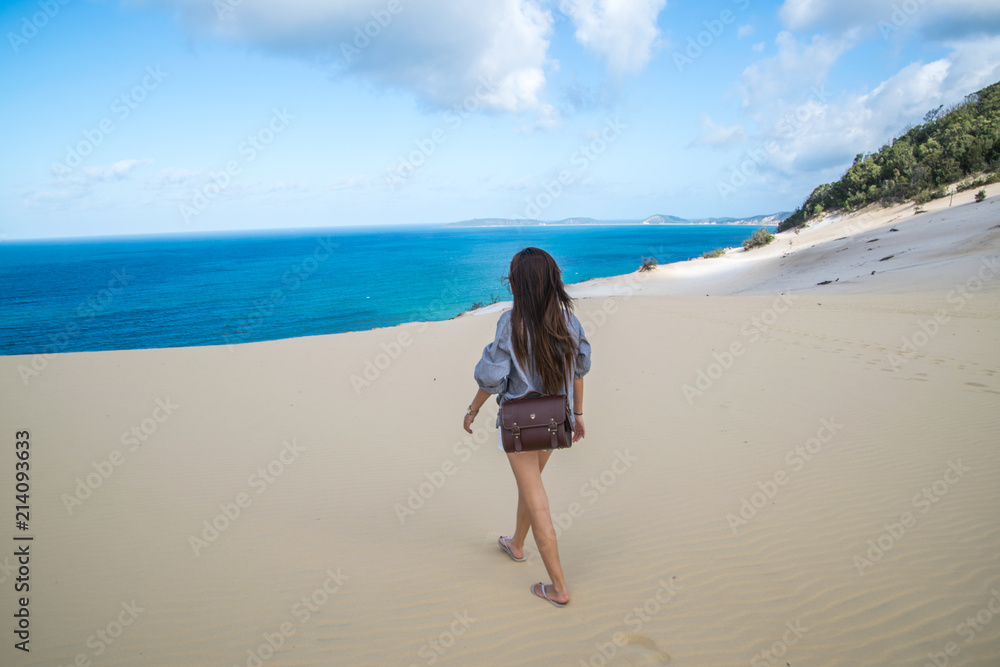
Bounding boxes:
[506,450,568,604]
[507,450,552,559]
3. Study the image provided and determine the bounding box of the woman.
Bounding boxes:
[463,247,591,607]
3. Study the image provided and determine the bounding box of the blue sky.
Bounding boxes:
[2,0,999,239]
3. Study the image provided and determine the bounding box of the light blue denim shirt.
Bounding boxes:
[474,309,591,428]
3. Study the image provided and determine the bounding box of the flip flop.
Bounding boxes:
[531,582,568,608]
[498,536,526,562]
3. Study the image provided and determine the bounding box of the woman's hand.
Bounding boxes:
[572,416,585,442]
[464,389,490,434]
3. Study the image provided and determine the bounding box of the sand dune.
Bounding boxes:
[2,190,999,666]
[570,181,1000,299]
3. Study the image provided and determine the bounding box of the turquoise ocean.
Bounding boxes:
[0,225,773,356]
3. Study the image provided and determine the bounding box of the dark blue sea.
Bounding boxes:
[0,225,772,356]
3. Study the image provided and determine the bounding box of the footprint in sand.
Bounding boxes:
[963,382,1000,394]
[621,633,671,664]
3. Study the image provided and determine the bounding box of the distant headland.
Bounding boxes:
[444,212,791,227]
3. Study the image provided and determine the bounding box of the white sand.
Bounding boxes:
[1,189,999,666]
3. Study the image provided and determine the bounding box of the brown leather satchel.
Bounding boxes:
[499,392,572,453]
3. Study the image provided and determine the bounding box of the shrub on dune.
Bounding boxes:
[742,228,775,250]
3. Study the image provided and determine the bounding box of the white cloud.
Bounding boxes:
[146,167,204,188]
[264,181,310,194]
[778,0,1000,40]
[23,188,89,208]
[138,0,555,115]
[142,167,254,208]
[752,41,765,52]
[756,36,1000,177]
[778,0,882,33]
[52,158,153,187]
[515,102,561,133]
[739,30,858,113]
[737,24,754,38]
[137,0,670,125]
[740,2,1000,182]
[330,175,374,191]
[689,116,747,149]
[560,0,668,73]
[91,159,152,180]
[26,159,154,209]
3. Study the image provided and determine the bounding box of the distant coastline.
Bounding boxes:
[444,212,791,227]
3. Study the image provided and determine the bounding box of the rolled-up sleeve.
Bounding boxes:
[571,314,592,379]
[474,314,512,394]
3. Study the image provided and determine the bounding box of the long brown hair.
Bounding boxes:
[506,247,578,394]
